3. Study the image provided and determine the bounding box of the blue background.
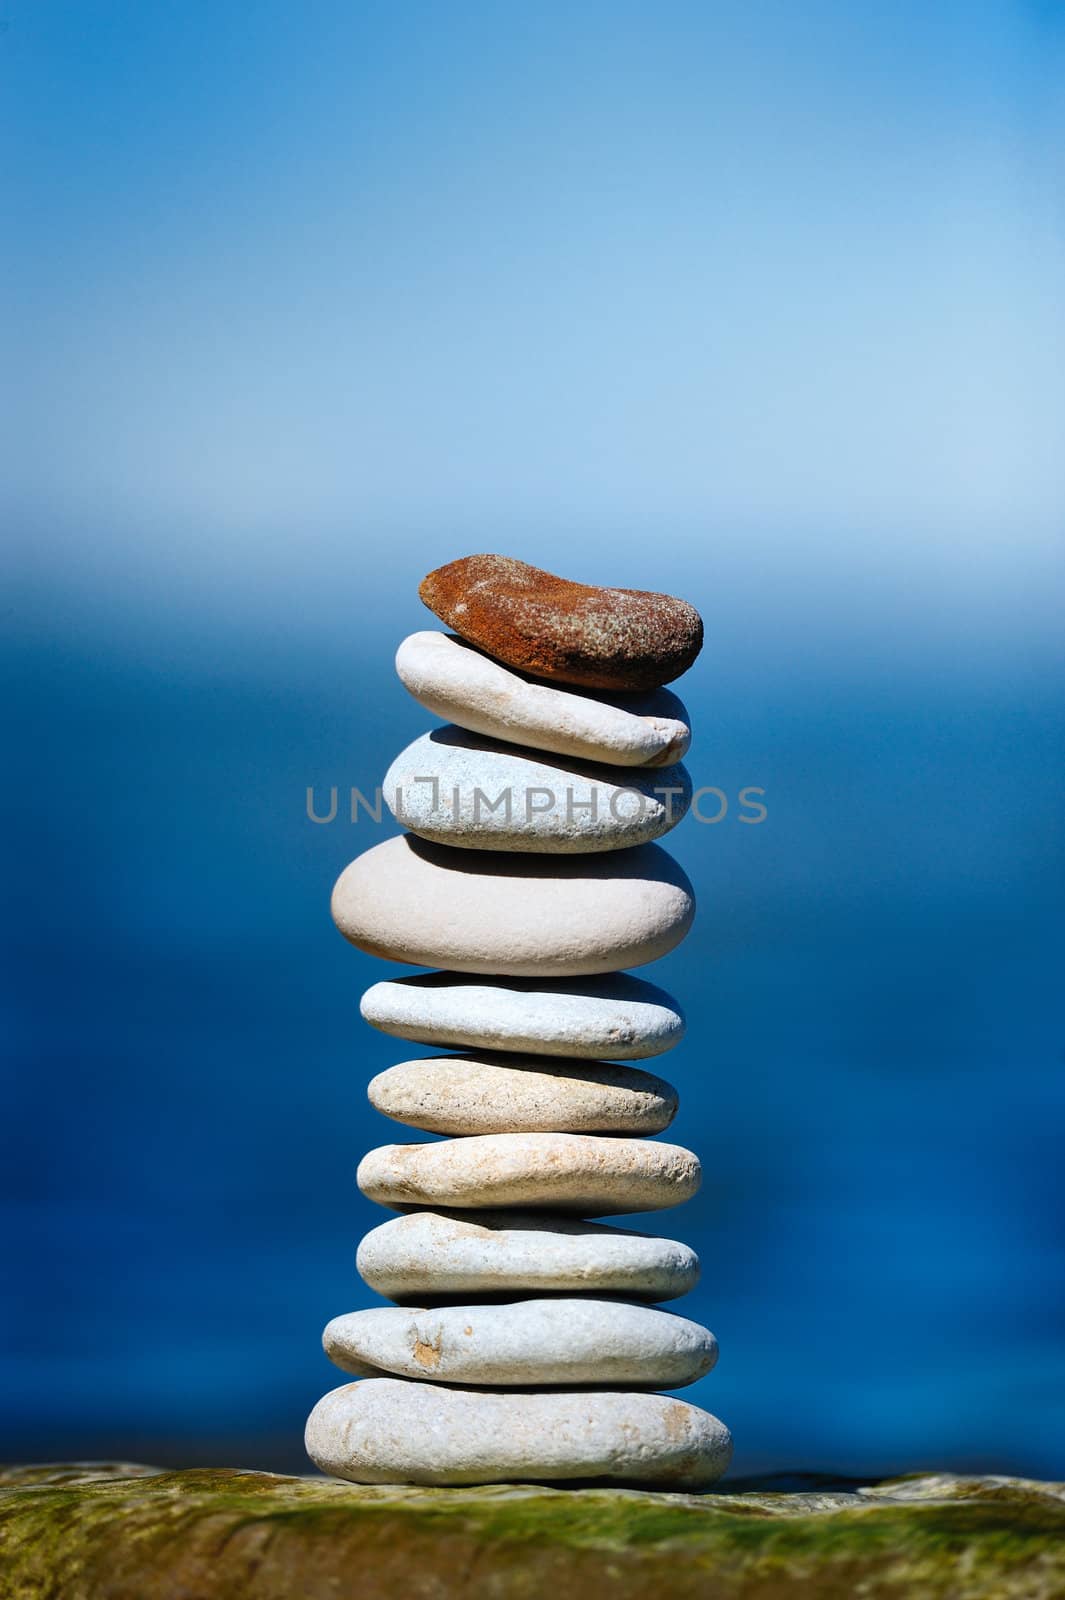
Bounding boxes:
[3,0,1063,1478]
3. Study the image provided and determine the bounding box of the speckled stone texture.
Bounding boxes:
[367,1053,678,1135]
[383,726,691,852]
[306,1380,732,1487]
[4,1464,1061,1600]
[321,1299,718,1387]
[419,554,704,690]
[359,971,686,1059]
[356,1131,701,1215]
[395,631,692,767]
[355,1210,701,1303]
[331,834,695,976]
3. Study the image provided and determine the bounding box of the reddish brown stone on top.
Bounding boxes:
[418,555,703,691]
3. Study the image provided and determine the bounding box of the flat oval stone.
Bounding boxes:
[383,727,691,853]
[359,972,685,1059]
[357,1210,700,1302]
[332,835,694,977]
[367,1054,678,1135]
[395,631,691,767]
[356,1133,701,1216]
[419,555,704,691]
[305,1379,733,1487]
[322,1300,718,1388]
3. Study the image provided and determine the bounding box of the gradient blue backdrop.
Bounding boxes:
[3,0,1063,1477]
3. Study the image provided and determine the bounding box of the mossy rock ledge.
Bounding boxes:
[1,1462,1062,1599]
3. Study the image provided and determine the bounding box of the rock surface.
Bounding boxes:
[395,631,692,767]
[360,971,685,1059]
[322,1300,718,1388]
[306,1380,731,1487]
[4,1463,1060,1600]
[356,1132,701,1215]
[419,555,704,691]
[383,726,691,852]
[356,1210,701,1302]
[333,835,694,976]
[367,1054,678,1135]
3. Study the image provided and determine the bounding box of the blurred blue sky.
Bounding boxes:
[2,1,1064,1477]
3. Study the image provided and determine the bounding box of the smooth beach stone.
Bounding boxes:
[356,1132,701,1216]
[383,727,691,853]
[332,835,694,977]
[356,1210,701,1302]
[305,1379,733,1487]
[419,554,704,691]
[367,1054,678,1135]
[359,971,685,1059]
[395,631,691,767]
[322,1299,718,1389]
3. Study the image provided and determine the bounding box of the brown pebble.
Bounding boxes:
[418,554,703,690]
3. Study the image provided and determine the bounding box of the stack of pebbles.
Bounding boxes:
[305,555,732,1489]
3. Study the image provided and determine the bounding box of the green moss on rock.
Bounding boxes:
[1,1462,1062,1599]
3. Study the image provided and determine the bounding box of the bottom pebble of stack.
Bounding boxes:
[305,1378,732,1488]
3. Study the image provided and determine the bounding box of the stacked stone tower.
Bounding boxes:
[305,555,732,1488]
